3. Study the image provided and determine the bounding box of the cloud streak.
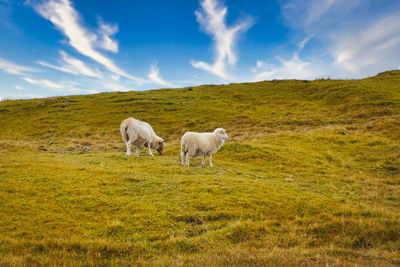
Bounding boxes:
[0,57,39,76]
[33,0,143,82]
[38,50,101,78]
[147,64,175,88]
[97,20,119,53]
[279,0,400,78]
[191,0,253,79]
[281,0,362,31]
[23,77,64,89]
[333,14,400,75]
[282,0,338,27]
[253,35,323,81]
[253,54,321,81]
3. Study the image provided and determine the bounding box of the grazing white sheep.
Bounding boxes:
[181,128,228,167]
[120,117,165,157]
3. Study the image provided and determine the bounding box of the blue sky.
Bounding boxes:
[0,0,399,99]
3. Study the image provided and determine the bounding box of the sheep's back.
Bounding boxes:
[181,132,215,156]
[126,118,155,143]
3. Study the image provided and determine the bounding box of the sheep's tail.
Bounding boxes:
[120,122,129,144]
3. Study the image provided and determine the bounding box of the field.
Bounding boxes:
[0,71,400,265]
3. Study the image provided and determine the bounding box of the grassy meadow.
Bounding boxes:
[0,70,400,265]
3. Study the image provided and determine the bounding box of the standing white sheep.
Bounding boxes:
[120,117,165,157]
[181,128,228,167]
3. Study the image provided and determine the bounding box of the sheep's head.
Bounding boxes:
[214,128,228,140]
[156,139,165,155]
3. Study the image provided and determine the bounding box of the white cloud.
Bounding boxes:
[332,15,400,75]
[33,0,143,82]
[66,76,129,93]
[0,57,39,76]
[97,21,119,53]
[0,93,44,101]
[253,35,322,81]
[191,0,253,79]
[23,76,90,94]
[29,0,180,90]
[253,54,320,81]
[38,50,101,78]
[147,64,175,87]
[37,60,75,75]
[100,81,132,92]
[279,0,400,78]
[281,0,362,30]
[23,77,64,89]
[110,74,120,81]
[87,89,100,94]
[305,0,336,25]
[298,34,314,50]
[282,0,337,27]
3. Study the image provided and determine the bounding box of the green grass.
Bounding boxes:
[0,71,400,265]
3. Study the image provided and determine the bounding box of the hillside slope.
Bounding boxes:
[0,71,399,265]
[1,70,399,149]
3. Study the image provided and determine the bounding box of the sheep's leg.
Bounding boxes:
[148,144,154,157]
[185,153,190,167]
[201,156,205,166]
[209,154,213,167]
[126,139,133,156]
[181,151,185,166]
[135,146,140,157]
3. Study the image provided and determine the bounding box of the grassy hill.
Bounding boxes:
[0,71,399,265]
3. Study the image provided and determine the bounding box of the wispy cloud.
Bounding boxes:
[253,54,320,81]
[97,20,119,53]
[0,57,39,75]
[332,15,400,74]
[23,76,90,94]
[32,0,143,82]
[253,36,321,81]
[147,63,175,87]
[37,60,75,75]
[23,77,64,89]
[191,0,253,79]
[282,0,338,27]
[0,93,44,101]
[38,50,101,78]
[279,0,400,78]
[100,81,132,92]
[281,0,362,30]
[298,34,314,50]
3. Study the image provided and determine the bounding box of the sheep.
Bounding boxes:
[180,128,228,167]
[120,117,165,157]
